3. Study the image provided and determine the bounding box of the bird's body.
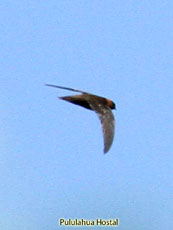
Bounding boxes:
[60,94,114,110]
[46,84,116,153]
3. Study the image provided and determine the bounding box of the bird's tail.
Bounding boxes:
[59,95,92,110]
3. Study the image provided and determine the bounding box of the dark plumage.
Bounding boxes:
[46,84,116,153]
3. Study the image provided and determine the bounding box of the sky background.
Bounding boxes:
[1,1,172,230]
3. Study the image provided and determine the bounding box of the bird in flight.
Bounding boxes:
[46,84,116,153]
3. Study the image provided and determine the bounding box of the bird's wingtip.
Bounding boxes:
[45,83,56,88]
[104,148,109,154]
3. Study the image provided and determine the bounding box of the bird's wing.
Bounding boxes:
[88,101,115,154]
[45,84,87,94]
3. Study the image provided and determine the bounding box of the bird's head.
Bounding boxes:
[112,102,116,110]
[106,99,116,110]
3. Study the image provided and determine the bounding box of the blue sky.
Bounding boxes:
[1,1,172,230]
